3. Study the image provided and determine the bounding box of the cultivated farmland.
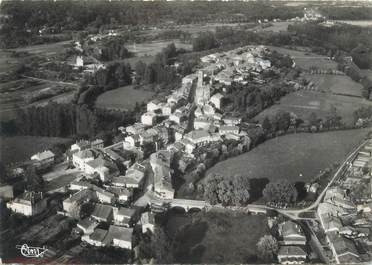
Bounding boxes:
[255,90,372,125]
[268,46,338,70]
[303,74,363,97]
[207,128,371,185]
[95,85,155,111]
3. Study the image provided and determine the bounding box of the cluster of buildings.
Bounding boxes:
[275,220,308,264]
[200,45,271,86]
[4,44,277,259]
[316,139,372,263]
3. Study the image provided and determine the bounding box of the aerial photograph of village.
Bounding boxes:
[1,0,372,264]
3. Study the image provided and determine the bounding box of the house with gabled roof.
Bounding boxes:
[91,203,114,223]
[113,207,137,227]
[31,150,55,169]
[107,225,133,249]
[81,228,110,247]
[277,246,307,264]
[77,218,99,235]
[279,221,306,246]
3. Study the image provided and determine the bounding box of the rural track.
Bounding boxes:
[21,75,79,87]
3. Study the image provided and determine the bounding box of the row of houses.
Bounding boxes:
[317,187,364,263]
[277,220,308,264]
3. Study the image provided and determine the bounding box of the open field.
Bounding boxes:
[0,50,20,73]
[255,90,372,125]
[96,85,155,111]
[260,21,294,32]
[303,74,363,97]
[0,136,71,165]
[167,211,268,263]
[8,40,71,56]
[0,78,77,121]
[127,40,191,57]
[335,20,372,27]
[207,128,371,186]
[268,46,338,70]
[123,40,192,67]
[361,69,372,79]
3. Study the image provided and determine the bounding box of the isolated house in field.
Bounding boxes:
[7,191,47,216]
[31,150,55,168]
[277,246,307,264]
[279,221,306,246]
[75,55,84,67]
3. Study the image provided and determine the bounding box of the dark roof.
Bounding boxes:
[118,207,136,217]
[89,228,108,242]
[107,225,133,242]
[78,218,95,230]
[92,204,113,221]
[278,246,306,257]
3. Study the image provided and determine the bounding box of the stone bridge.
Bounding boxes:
[150,198,209,212]
[170,199,209,212]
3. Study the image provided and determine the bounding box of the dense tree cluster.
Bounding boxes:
[98,37,132,62]
[288,23,372,69]
[320,6,372,20]
[262,180,298,204]
[353,106,372,123]
[134,43,180,86]
[75,62,132,105]
[192,32,218,52]
[0,1,304,48]
[15,102,136,138]
[256,235,279,262]
[223,79,293,121]
[203,173,251,206]
[25,165,45,192]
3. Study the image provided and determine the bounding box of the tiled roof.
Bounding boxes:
[278,246,306,257]
[92,204,113,221]
[107,225,132,242]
